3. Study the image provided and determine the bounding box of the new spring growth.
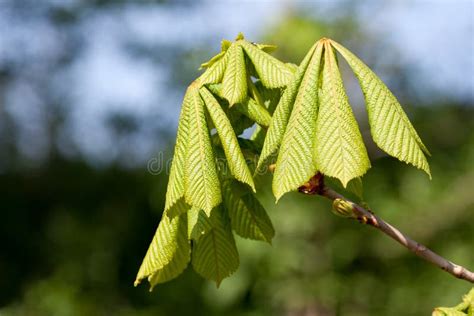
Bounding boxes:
[331,198,356,218]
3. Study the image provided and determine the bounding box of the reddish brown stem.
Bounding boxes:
[320,186,474,283]
[296,173,474,283]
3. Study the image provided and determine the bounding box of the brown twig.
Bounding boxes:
[299,173,474,284]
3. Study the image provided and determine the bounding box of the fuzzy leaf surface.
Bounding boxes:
[273,43,323,200]
[223,180,274,243]
[192,207,239,287]
[331,40,431,177]
[256,43,318,174]
[184,87,221,215]
[222,43,247,105]
[187,206,212,241]
[165,91,191,216]
[135,213,190,288]
[198,51,228,85]
[240,40,293,88]
[315,43,371,187]
[201,87,255,191]
[237,97,272,127]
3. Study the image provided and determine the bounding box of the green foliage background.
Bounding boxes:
[0,1,473,316]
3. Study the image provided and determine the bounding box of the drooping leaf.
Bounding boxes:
[256,43,277,53]
[237,97,272,128]
[285,63,299,73]
[254,81,282,114]
[256,45,316,173]
[206,83,223,98]
[165,91,192,217]
[223,107,254,137]
[200,87,255,191]
[240,40,293,88]
[192,207,239,287]
[147,217,191,289]
[250,83,283,147]
[200,50,226,69]
[315,42,371,187]
[200,39,233,70]
[222,180,274,243]
[273,42,324,200]
[166,198,191,219]
[184,86,221,215]
[204,84,255,136]
[330,40,431,177]
[187,206,212,241]
[198,51,228,85]
[256,43,318,175]
[234,139,260,174]
[135,212,190,288]
[222,43,247,105]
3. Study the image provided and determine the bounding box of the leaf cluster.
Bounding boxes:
[135,34,431,289]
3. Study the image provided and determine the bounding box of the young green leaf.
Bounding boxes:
[256,43,277,53]
[254,81,282,113]
[184,86,221,215]
[165,90,191,216]
[198,52,228,86]
[240,40,293,88]
[204,84,255,136]
[255,43,318,174]
[237,97,272,128]
[147,215,191,289]
[192,207,239,287]
[187,206,212,241]
[222,43,247,105]
[135,212,190,288]
[223,180,275,243]
[249,83,283,147]
[285,63,299,74]
[315,42,371,187]
[200,50,226,69]
[330,40,431,177]
[166,198,191,219]
[273,42,323,201]
[200,87,255,191]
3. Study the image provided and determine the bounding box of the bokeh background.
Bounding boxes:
[0,1,473,315]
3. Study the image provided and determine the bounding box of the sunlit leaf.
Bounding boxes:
[200,87,255,191]
[135,212,190,289]
[192,207,239,287]
[165,90,191,217]
[222,43,247,106]
[331,40,431,177]
[237,97,272,128]
[187,206,212,241]
[315,42,370,187]
[255,43,318,174]
[240,40,293,88]
[184,86,221,215]
[273,42,323,200]
[223,180,274,243]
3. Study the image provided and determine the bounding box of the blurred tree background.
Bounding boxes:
[0,1,473,315]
